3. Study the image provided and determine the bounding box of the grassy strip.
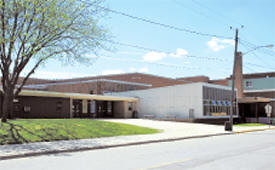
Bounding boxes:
[234,123,267,127]
[0,119,159,145]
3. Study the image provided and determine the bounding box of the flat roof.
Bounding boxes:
[17,90,138,102]
[23,78,152,89]
[244,89,275,93]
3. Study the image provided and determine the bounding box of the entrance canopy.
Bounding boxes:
[18,90,138,102]
[238,97,271,104]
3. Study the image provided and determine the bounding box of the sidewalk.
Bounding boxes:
[0,119,274,160]
[233,124,275,133]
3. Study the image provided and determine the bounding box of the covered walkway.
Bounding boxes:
[238,97,272,123]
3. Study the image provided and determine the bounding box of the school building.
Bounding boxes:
[0,70,274,123]
[0,89,138,119]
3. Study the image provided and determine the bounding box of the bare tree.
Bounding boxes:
[0,0,108,122]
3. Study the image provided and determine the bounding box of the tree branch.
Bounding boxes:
[14,48,67,97]
[14,58,43,97]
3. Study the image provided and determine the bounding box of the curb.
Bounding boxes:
[0,132,233,161]
[234,127,275,134]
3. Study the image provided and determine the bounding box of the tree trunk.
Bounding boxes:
[2,96,9,123]
[1,91,14,123]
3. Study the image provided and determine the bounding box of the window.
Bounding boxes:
[227,101,231,106]
[23,106,31,113]
[56,101,63,111]
[128,86,134,91]
[13,99,19,103]
[203,86,233,116]
[246,81,252,88]
[13,99,20,112]
[211,100,216,105]
[107,102,112,113]
[103,91,111,95]
[128,102,133,111]
[90,101,96,113]
[89,88,94,94]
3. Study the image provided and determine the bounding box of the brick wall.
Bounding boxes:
[14,96,71,118]
[45,81,149,94]
[176,76,209,83]
[22,73,188,94]
[45,73,187,88]
[209,79,228,86]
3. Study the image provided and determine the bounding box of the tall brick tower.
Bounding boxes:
[235,52,243,98]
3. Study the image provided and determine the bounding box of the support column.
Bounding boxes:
[255,103,258,123]
[69,98,73,118]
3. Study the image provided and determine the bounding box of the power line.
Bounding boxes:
[97,55,230,74]
[245,62,275,70]
[243,65,256,73]
[189,1,273,59]
[239,41,275,69]
[241,41,275,70]
[171,0,236,30]
[104,39,230,62]
[239,38,275,57]
[191,0,243,27]
[171,0,212,20]
[171,0,231,28]
[94,5,233,39]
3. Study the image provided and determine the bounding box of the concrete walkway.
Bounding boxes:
[0,119,274,160]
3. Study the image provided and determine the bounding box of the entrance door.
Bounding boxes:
[72,100,82,118]
[96,101,113,118]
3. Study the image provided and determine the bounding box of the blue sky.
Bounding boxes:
[25,0,275,80]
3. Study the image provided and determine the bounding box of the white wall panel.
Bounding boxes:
[110,83,205,118]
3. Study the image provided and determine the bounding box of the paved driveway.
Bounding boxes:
[101,119,229,138]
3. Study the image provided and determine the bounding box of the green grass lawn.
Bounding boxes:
[0,119,159,145]
[234,123,267,127]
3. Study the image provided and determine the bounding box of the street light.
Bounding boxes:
[242,44,273,55]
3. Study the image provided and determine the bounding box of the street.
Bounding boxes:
[0,130,275,170]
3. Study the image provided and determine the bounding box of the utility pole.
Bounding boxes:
[229,28,239,129]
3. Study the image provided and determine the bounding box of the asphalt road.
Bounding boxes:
[0,130,275,170]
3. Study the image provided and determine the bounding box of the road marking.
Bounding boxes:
[138,158,191,170]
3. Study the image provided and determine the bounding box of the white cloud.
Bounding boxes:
[143,51,167,62]
[221,39,235,45]
[170,48,188,58]
[102,69,124,75]
[28,71,93,79]
[207,37,225,52]
[138,67,149,73]
[207,37,234,52]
